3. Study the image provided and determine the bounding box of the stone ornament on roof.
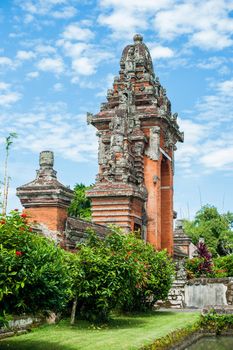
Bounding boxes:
[17,151,73,209]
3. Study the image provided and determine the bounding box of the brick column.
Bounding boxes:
[17,151,73,232]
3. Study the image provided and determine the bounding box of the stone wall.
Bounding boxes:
[0,316,43,340]
[165,277,233,309]
[185,278,233,308]
[63,217,109,250]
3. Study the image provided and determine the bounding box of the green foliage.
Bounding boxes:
[213,255,233,277]
[68,183,92,220]
[185,254,233,279]
[185,257,205,279]
[199,311,233,335]
[141,323,199,350]
[68,229,174,322]
[183,204,233,256]
[0,210,71,316]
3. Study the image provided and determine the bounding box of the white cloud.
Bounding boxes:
[98,0,233,50]
[35,44,57,54]
[150,45,174,59]
[27,71,39,79]
[154,1,233,50]
[37,57,64,74]
[0,56,15,68]
[0,92,22,107]
[53,82,64,91]
[195,78,233,122]
[57,36,113,79]
[0,82,10,90]
[200,144,233,170]
[196,57,227,70]
[0,102,98,162]
[52,6,77,19]
[98,0,172,38]
[62,23,94,41]
[100,0,171,10]
[0,82,22,107]
[176,119,209,169]
[217,79,233,97]
[16,50,36,60]
[176,76,233,174]
[190,30,233,50]
[18,0,76,19]
[72,57,96,75]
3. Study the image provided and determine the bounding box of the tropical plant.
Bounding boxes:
[2,132,17,216]
[183,205,233,256]
[68,183,92,220]
[185,241,214,278]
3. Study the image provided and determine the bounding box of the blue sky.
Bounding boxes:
[0,0,233,218]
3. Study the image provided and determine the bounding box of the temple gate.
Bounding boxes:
[87,34,183,254]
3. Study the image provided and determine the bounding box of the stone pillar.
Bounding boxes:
[173,219,192,258]
[17,151,73,232]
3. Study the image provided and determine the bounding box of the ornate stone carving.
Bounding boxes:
[145,126,160,161]
[86,112,93,124]
[86,34,184,239]
[164,130,174,150]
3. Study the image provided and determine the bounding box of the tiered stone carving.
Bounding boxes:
[87,34,183,252]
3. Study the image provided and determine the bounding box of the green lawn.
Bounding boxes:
[0,311,200,350]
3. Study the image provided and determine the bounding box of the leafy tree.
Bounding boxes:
[1,132,17,215]
[0,210,71,316]
[183,205,233,256]
[68,183,92,220]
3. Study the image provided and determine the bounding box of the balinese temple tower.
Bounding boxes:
[87,34,183,254]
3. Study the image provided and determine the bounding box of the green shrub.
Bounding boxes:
[185,254,233,278]
[105,230,175,312]
[0,210,71,316]
[69,229,174,322]
[199,312,233,334]
[185,257,204,278]
[213,255,233,277]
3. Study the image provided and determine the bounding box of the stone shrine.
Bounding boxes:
[87,34,183,254]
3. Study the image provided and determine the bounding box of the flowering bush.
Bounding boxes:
[0,210,71,316]
[69,229,174,322]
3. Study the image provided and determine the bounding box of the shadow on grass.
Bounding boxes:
[0,339,75,350]
[56,311,177,330]
[0,311,180,350]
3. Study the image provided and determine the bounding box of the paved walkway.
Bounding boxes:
[159,307,202,313]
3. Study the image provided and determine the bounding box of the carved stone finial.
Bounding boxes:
[37,150,57,180]
[40,151,54,168]
[133,34,143,44]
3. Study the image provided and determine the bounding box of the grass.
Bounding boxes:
[0,311,200,350]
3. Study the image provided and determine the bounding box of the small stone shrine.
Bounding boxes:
[87,34,183,254]
[17,151,73,232]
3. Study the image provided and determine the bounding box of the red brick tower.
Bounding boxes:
[87,34,183,254]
